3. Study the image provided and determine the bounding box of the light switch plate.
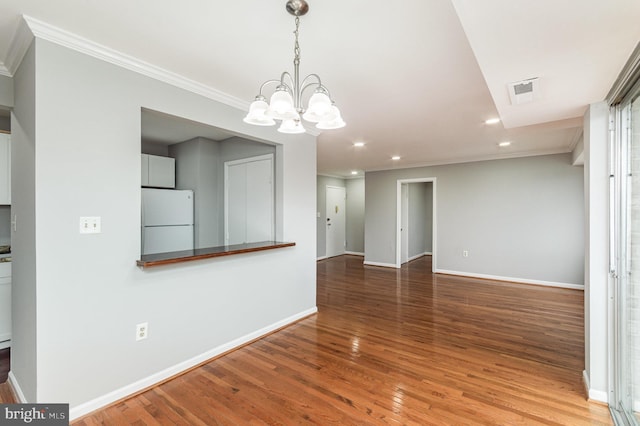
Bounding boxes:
[79,217,101,234]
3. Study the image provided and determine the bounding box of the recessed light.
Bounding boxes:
[351,171,358,175]
[353,142,365,147]
[391,156,401,161]
[485,118,501,125]
[499,141,511,147]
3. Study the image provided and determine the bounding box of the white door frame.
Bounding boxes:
[224,154,274,245]
[326,185,346,258]
[395,178,437,269]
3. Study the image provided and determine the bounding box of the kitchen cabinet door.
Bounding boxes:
[141,154,175,188]
[148,155,175,188]
[0,133,10,205]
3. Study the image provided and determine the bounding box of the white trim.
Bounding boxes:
[8,371,27,403]
[4,16,33,76]
[0,63,10,77]
[0,339,10,350]
[316,256,328,261]
[344,251,364,256]
[18,16,247,111]
[363,261,397,268]
[408,252,429,262]
[396,178,437,270]
[69,307,317,420]
[434,268,584,290]
[583,370,609,403]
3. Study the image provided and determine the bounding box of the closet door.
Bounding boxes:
[224,154,274,245]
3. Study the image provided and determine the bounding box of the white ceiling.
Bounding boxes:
[0,0,638,177]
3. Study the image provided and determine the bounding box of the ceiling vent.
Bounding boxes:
[508,78,540,105]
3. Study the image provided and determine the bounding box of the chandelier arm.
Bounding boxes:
[258,79,284,96]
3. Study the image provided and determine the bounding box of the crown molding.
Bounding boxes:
[4,16,34,76]
[12,15,249,111]
[0,63,10,77]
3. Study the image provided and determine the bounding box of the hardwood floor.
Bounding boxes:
[19,255,615,424]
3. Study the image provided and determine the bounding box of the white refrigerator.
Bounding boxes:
[141,188,194,255]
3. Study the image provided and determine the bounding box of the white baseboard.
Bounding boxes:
[0,339,10,350]
[345,251,364,256]
[69,307,318,420]
[582,370,608,403]
[408,253,429,262]
[316,256,328,261]
[8,371,27,403]
[434,269,584,290]
[363,261,397,268]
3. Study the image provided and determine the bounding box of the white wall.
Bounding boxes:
[583,102,610,402]
[365,153,585,286]
[11,37,317,417]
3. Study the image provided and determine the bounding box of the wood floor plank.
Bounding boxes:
[69,254,611,424]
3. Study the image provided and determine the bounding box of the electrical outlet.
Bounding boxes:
[462,250,469,258]
[136,322,148,341]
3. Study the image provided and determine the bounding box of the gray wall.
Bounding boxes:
[12,37,316,415]
[345,178,365,254]
[169,137,222,248]
[11,42,37,402]
[365,153,584,285]
[0,206,10,245]
[0,75,13,107]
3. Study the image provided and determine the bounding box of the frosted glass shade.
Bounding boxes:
[243,99,276,126]
[316,106,346,129]
[266,88,298,120]
[278,119,306,134]
[302,91,335,123]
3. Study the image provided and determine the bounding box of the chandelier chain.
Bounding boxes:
[293,17,301,66]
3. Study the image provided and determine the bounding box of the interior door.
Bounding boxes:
[326,186,346,258]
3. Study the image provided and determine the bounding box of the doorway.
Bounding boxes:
[396,178,436,269]
[326,186,346,258]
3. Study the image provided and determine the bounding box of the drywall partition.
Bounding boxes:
[9,42,36,403]
[425,183,433,253]
[0,75,12,107]
[345,178,365,255]
[583,102,609,402]
[12,36,316,417]
[365,153,585,287]
[169,137,222,248]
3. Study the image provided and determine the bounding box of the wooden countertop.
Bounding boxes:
[137,241,296,267]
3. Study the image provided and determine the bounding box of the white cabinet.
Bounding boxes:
[0,262,11,348]
[141,154,175,188]
[0,133,10,205]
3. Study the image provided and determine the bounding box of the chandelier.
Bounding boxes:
[243,0,346,134]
